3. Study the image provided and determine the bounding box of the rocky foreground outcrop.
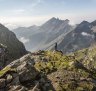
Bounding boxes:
[0,53,54,91]
[1,48,96,91]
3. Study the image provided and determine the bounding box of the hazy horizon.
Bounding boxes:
[0,0,96,29]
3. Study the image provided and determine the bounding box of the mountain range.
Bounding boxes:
[13,17,96,54]
[13,17,73,52]
[57,20,96,53]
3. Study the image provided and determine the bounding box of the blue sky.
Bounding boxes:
[0,0,96,29]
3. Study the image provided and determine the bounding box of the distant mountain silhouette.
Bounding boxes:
[13,17,73,52]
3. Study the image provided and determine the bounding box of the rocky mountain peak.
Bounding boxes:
[49,17,57,21]
[42,17,69,26]
[64,19,70,23]
[46,17,61,24]
[77,21,90,28]
[40,17,70,32]
[74,21,92,33]
[91,20,96,26]
[80,20,89,24]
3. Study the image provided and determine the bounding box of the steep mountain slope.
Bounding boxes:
[57,20,96,53]
[1,46,96,91]
[0,23,27,63]
[13,25,39,38]
[13,17,73,51]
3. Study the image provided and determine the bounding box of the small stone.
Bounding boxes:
[6,74,13,83]
[0,79,6,88]
[8,85,28,91]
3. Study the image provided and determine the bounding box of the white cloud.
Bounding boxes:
[4,23,18,30]
[7,9,26,16]
[0,12,96,29]
[0,0,43,16]
[0,16,47,29]
[81,32,91,36]
[19,37,30,44]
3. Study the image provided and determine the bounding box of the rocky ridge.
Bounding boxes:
[1,46,96,90]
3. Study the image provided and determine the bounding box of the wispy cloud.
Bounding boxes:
[1,12,96,30]
[13,9,25,13]
[19,37,30,44]
[0,0,96,29]
[31,0,43,7]
[7,9,25,15]
[0,0,43,16]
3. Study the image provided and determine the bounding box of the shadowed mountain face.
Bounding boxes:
[57,20,96,53]
[13,17,73,52]
[0,24,27,62]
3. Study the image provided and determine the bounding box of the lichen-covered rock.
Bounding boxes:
[18,65,39,83]
[6,54,38,83]
[6,74,13,83]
